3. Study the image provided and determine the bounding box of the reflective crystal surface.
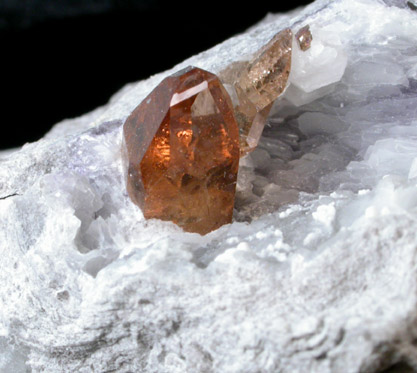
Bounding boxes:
[234,28,293,155]
[296,25,313,51]
[123,66,240,234]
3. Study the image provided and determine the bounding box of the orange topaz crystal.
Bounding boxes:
[123,67,240,235]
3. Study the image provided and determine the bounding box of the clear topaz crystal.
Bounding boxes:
[234,28,293,155]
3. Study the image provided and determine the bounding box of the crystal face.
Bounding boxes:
[234,28,293,155]
[123,67,240,235]
[296,25,313,51]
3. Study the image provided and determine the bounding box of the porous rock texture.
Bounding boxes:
[2,0,417,372]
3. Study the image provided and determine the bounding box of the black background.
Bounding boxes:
[0,0,313,149]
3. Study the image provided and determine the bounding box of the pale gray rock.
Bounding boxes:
[2,0,417,372]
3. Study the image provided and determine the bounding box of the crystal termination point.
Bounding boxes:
[296,25,313,51]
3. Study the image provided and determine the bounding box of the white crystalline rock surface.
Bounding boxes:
[2,0,417,372]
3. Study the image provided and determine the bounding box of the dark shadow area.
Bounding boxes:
[380,362,416,373]
[0,0,313,149]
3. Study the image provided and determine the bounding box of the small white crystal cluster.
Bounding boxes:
[2,0,417,372]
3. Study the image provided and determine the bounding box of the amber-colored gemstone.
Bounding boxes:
[296,25,313,51]
[234,28,293,155]
[123,66,240,235]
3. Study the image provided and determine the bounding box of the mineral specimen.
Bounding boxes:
[234,28,292,155]
[123,66,239,235]
[3,0,417,372]
[296,25,313,51]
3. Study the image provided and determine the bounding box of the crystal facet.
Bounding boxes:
[296,25,313,51]
[123,67,240,235]
[233,28,293,155]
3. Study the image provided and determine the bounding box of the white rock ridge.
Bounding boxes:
[2,0,417,372]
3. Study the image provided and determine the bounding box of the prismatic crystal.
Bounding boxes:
[234,28,293,155]
[123,67,240,235]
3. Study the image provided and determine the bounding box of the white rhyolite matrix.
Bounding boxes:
[1,0,417,372]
